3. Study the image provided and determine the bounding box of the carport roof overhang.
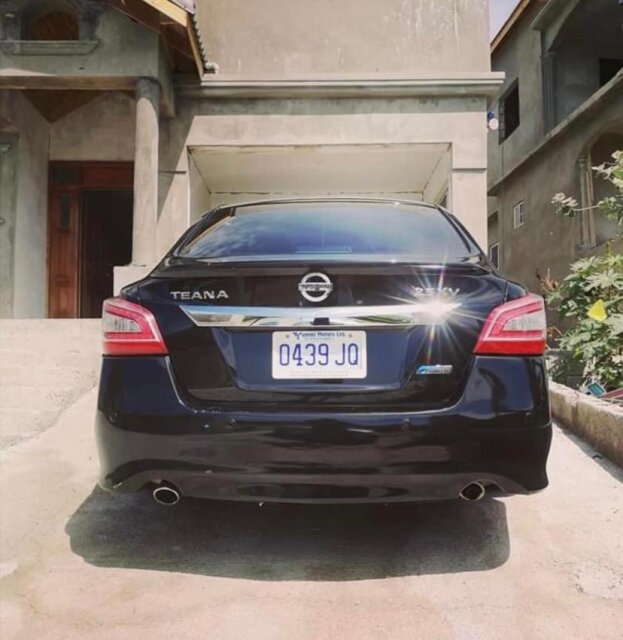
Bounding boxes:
[189,143,450,201]
[177,72,505,99]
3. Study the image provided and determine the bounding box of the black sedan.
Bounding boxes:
[96,199,551,505]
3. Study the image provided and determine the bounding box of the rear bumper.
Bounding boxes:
[96,355,552,503]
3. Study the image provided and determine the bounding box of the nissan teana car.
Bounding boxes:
[96,199,551,505]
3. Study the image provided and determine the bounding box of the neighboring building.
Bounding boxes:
[487,0,623,293]
[0,0,501,319]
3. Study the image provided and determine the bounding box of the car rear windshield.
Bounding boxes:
[176,202,476,262]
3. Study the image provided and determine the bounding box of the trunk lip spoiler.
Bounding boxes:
[180,302,461,328]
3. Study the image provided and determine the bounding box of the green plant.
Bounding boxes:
[544,349,584,388]
[552,150,623,227]
[547,252,623,389]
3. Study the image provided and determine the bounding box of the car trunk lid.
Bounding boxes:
[130,261,506,411]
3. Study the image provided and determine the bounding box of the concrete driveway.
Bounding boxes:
[1,388,622,640]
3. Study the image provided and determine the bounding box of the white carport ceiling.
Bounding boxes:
[189,143,449,198]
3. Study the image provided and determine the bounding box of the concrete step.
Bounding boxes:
[0,335,100,349]
[0,349,100,368]
[0,408,61,449]
[0,320,101,361]
[0,365,100,388]
[0,319,102,450]
[0,319,101,336]
[0,323,101,362]
[0,407,59,428]
[1,384,97,411]
[0,335,101,352]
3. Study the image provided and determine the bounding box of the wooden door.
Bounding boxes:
[48,189,80,318]
[79,190,133,318]
[47,162,134,318]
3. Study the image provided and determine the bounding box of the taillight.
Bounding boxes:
[473,293,546,355]
[102,297,168,356]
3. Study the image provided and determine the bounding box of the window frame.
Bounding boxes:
[513,200,525,229]
[488,242,500,269]
[28,10,80,41]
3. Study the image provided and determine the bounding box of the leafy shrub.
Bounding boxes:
[552,150,623,227]
[546,252,623,389]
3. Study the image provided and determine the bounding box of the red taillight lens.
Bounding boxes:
[102,297,168,356]
[473,293,546,356]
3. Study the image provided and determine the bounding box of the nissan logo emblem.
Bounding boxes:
[298,272,333,303]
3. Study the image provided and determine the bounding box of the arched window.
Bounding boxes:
[29,10,79,41]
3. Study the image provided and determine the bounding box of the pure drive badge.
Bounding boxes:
[416,364,454,375]
[298,272,333,303]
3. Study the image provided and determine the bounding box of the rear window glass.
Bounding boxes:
[177,202,475,262]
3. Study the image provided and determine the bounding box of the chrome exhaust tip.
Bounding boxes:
[152,485,181,506]
[459,482,486,502]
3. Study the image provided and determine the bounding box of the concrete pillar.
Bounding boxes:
[132,77,160,266]
[0,135,18,318]
[449,169,488,250]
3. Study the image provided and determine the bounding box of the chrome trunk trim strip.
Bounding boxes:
[180,302,460,328]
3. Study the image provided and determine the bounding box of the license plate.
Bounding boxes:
[272,331,367,379]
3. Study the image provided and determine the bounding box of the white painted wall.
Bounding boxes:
[186,143,439,221]
[197,0,490,77]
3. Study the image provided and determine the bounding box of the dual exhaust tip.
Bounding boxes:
[152,485,181,506]
[459,482,486,502]
[151,482,486,505]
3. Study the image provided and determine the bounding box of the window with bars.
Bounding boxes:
[499,81,520,143]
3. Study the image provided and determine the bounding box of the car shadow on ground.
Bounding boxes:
[66,487,510,580]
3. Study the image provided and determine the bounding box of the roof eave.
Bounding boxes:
[177,73,505,99]
[531,0,574,31]
[186,11,212,76]
[491,0,536,55]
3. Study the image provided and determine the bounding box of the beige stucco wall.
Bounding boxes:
[50,92,135,161]
[197,0,490,78]
[156,95,490,256]
[188,151,212,219]
[0,90,49,318]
